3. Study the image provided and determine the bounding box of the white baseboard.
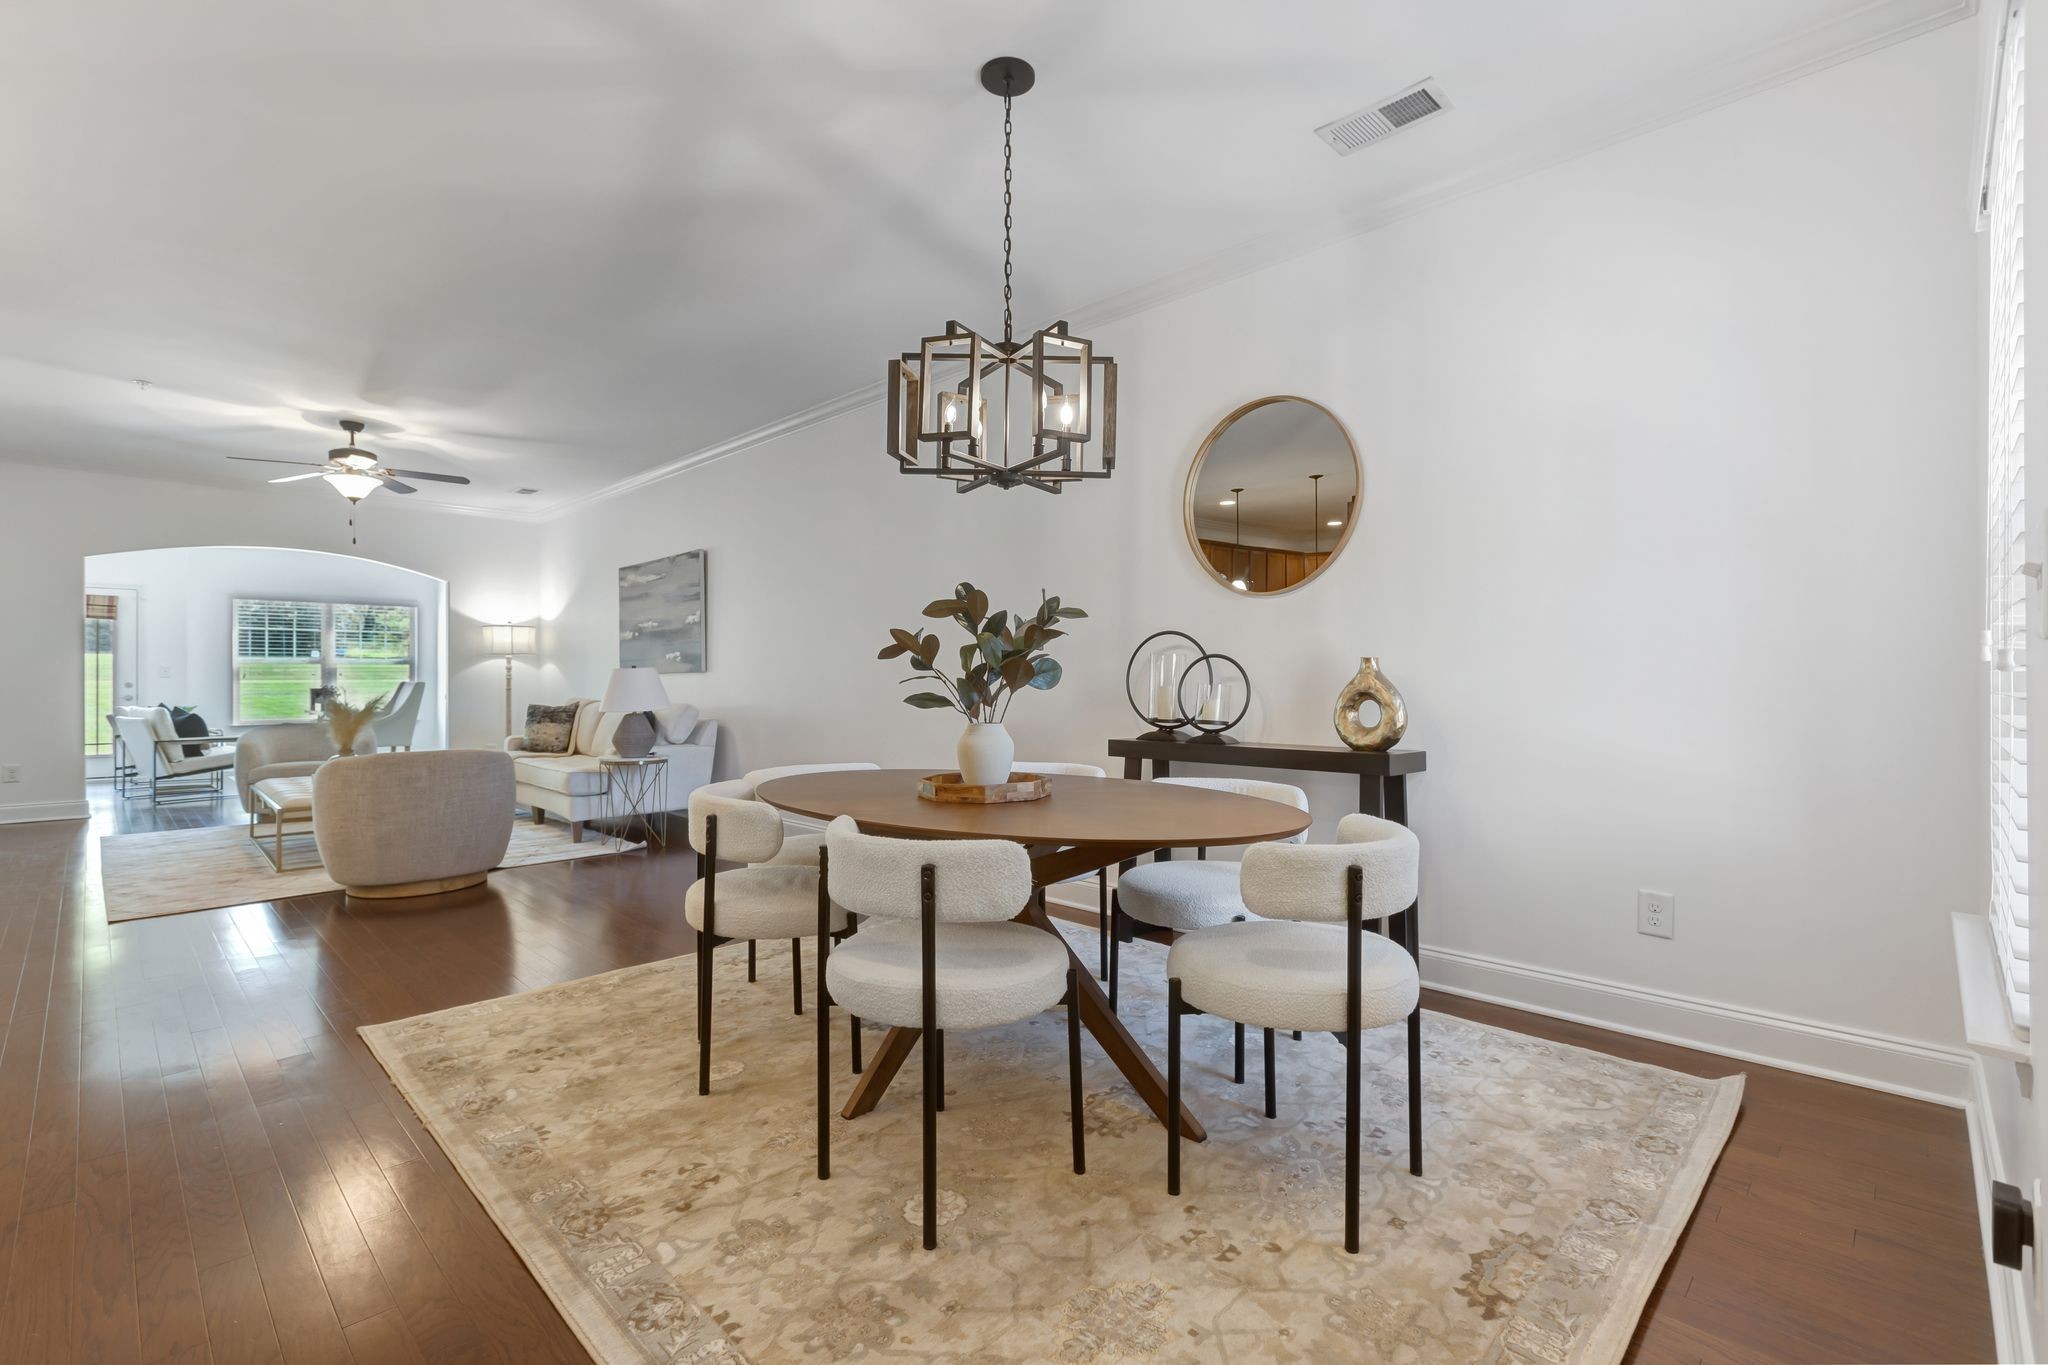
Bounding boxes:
[1043,884,1972,1106]
[1421,943,1972,1106]
[1967,1056,2036,1365]
[0,798,90,825]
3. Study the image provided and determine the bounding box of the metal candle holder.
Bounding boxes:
[1124,630,1209,740]
[1177,652,1250,744]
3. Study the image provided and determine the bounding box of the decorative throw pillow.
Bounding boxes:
[654,703,700,744]
[523,702,579,754]
[160,703,209,758]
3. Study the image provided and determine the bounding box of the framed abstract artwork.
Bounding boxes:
[619,550,706,673]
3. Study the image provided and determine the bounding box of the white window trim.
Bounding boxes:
[1983,0,2031,1039]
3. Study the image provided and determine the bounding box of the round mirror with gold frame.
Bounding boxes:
[1184,396,1361,595]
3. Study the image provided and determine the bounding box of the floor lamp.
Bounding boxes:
[484,624,537,739]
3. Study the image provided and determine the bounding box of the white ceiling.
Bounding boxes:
[0,0,1967,516]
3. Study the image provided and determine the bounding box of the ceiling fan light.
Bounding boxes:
[332,449,378,470]
[322,471,382,502]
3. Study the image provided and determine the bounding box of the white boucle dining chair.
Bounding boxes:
[1164,812,1422,1255]
[1009,761,1112,981]
[815,815,1085,1250]
[709,763,881,1010]
[686,788,850,1095]
[1109,776,1310,1083]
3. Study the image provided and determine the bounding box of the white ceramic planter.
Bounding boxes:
[956,721,1014,787]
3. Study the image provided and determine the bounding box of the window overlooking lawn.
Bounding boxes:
[233,597,416,724]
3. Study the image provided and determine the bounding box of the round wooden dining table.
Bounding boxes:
[754,768,1312,1141]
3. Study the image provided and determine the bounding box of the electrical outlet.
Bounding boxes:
[1637,890,1674,939]
[0,764,20,784]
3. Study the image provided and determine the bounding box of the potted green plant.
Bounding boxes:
[878,583,1087,785]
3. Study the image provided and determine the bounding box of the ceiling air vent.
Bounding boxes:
[1314,79,1451,156]
[514,487,540,495]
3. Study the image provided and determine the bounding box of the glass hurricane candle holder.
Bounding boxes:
[1124,631,1205,740]
[1178,652,1250,744]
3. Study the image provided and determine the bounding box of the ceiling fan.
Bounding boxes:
[228,418,471,504]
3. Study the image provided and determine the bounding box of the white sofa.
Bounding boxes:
[504,696,717,840]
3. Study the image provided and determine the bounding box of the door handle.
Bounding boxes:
[1994,1180,2034,1270]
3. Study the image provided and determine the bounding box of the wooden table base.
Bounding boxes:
[837,844,1208,1141]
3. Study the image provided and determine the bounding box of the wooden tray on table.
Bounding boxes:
[917,771,1052,804]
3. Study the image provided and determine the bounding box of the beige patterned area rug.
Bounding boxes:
[98,820,637,922]
[361,925,1740,1363]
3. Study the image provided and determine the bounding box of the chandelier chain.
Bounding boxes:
[1001,81,1014,344]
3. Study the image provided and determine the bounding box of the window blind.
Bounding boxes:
[234,599,322,661]
[1988,1,2031,1034]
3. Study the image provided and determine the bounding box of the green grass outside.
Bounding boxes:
[85,655,112,754]
[236,661,411,722]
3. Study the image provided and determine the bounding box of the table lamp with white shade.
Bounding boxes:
[484,623,537,740]
[603,666,672,758]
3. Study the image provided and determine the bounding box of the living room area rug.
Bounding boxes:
[98,820,637,922]
[360,925,1741,1364]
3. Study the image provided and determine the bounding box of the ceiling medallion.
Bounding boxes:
[885,57,1117,494]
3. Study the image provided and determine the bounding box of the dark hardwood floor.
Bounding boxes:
[0,784,1994,1363]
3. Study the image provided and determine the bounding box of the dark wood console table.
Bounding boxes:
[1106,737,1426,825]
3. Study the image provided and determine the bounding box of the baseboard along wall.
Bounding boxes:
[1039,884,1974,1107]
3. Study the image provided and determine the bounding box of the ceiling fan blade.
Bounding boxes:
[383,468,471,485]
[229,456,327,467]
[268,472,328,484]
[381,478,418,495]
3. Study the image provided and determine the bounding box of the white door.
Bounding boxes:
[84,586,140,780]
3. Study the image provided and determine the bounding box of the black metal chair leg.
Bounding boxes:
[747,939,756,983]
[934,1029,945,1112]
[1167,977,1183,1198]
[816,848,832,1181]
[1408,1007,1423,1177]
[1263,1027,1276,1119]
[850,1016,863,1074]
[791,938,804,1015]
[1233,1021,1245,1084]
[920,866,938,1251]
[1097,870,1109,981]
[1108,896,1121,1014]
[1067,968,1085,1175]
[696,938,713,1097]
[1345,865,1363,1255]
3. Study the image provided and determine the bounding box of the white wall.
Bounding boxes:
[84,545,448,748]
[541,24,1983,1063]
[0,461,545,822]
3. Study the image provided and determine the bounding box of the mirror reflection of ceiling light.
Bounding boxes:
[1219,497,1236,506]
[1327,518,1343,527]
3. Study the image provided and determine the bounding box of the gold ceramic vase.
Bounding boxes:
[1333,656,1407,752]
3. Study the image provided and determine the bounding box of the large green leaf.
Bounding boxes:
[978,634,1005,669]
[877,642,910,660]
[965,586,989,626]
[902,692,956,709]
[924,599,962,620]
[1027,656,1064,690]
[915,633,940,668]
[983,609,1008,642]
[1055,606,1088,619]
[890,627,920,649]
[1000,656,1035,690]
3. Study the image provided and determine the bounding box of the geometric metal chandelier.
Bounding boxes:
[886,57,1117,494]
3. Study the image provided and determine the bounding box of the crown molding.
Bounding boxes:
[532,382,880,523]
[532,0,1975,521]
